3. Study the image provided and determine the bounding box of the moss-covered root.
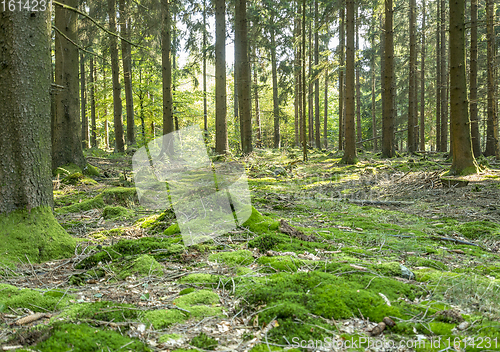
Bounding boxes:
[0,206,76,265]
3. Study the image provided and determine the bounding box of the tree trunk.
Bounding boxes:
[440,0,448,152]
[294,1,300,147]
[270,15,280,149]
[235,0,253,154]
[162,0,174,141]
[419,0,426,151]
[380,15,385,151]
[382,0,395,158]
[435,0,441,151]
[469,0,480,157]
[371,12,377,151]
[90,57,97,148]
[80,52,88,149]
[203,0,208,136]
[314,0,321,148]
[53,0,86,169]
[484,0,498,158]
[342,0,357,164]
[119,0,135,147]
[308,9,313,147]
[253,45,262,147]
[324,57,329,149]
[302,0,308,160]
[355,7,362,146]
[108,0,125,153]
[408,0,417,152]
[449,0,478,174]
[338,5,345,150]
[103,61,109,149]
[215,0,228,154]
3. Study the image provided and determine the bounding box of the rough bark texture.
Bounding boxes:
[215,0,228,154]
[0,7,53,213]
[314,0,320,148]
[253,45,262,147]
[338,6,345,151]
[382,0,395,158]
[162,0,174,140]
[371,13,377,151]
[203,0,208,135]
[408,0,417,152]
[436,0,441,151]
[355,7,362,145]
[108,0,125,152]
[294,2,300,147]
[342,0,357,164]
[53,0,86,170]
[235,0,253,154]
[469,0,480,157]
[90,57,97,148]
[449,0,478,175]
[271,15,280,149]
[419,0,426,151]
[484,0,498,158]
[120,0,135,146]
[80,52,88,149]
[302,0,307,161]
[440,0,448,152]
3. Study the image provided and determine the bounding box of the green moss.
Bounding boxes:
[241,207,280,233]
[179,288,196,295]
[174,289,219,307]
[456,220,500,240]
[0,284,72,312]
[59,301,141,322]
[164,223,180,236]
[57,187,137,214]
[34,323,150,351]
[117,254,164,279]
[84,163,101,176]
[62,172,85,185]
[248,233,284,252]
[208,250,254,266]
[138,208,176,233]
[178,273,221,285]
[102,205,134,220]
[406,256,448,271]
[372,262,402,276]
[54,163,82,177]
[158,333,183,343]
[190,332,218,350]
[143,309,187,329]
[257,256,303,272]
[0,206,76,265]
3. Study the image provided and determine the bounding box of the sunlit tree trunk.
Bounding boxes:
[314,0,320,148]
[342,0,357,164]
[435,0,441,151]
[449,0,478,174]
[120,0,135,146]
[215,0,228,154]
[371,12,377,151]
[90,56,97,148]
[440,0,448,152]
[382,0,395,158]
[81,52,88,149]
[419,0,426,151]
[203,0,208,137]
[302,0,307,160]
[338,5,345,150]
[253,45,262,147]
[294,1,300,147]
[469,0,480,157]
[355,7,362,146]
[408,0,417,152]
[162,0,174,141]
[484,0,498,158]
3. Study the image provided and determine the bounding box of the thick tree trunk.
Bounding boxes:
[235,0,253,154]
[119,0,135,146]
[355,7,362,146]
[108,0,125,153]
[53,0,86,169]
[162,0,174,141]
[382,0,395,158]
[342,0,357,164]
[90,57,97,148]
[469,0,480,157]
[408,0,417,152]
[440,0,448,152]
[81,52,88,149]
[215,0,228,154]
[419,0,426,151]
[484,0,498,158]
[314,0,321,148]
[338,6,345,151]
[449,0,478,174]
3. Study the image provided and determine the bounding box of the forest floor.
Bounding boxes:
[1,148,500,352]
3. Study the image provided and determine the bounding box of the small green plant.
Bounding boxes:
[190,332,218,350]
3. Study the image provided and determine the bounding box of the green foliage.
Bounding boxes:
[117,254,164,279]
[208,250,254,266]
[143,309,187,329]
[102,205,134,219]
[0,284,72,312]
[456,220,500,240]
[190,332,218,350]
[59,301,141,322]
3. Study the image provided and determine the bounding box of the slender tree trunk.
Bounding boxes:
[253,45,262,147]
[469,0,480,157]
[324,55,329,148]
[314,0,321,148]
[371,12,377,151]
[80,52,88,149]
[119,0,135,146]
[215,0,228,154]
[382,0,395,158]
[270,17,280,149]
[308,9,313,146]
[355,7,362,145]
[235,0,253,154]
[342,0,357,164]
[297,3,303,149]
[108,0,125,153]
[436,0,441,151]
[408,0,417,152]
[302,0,307,160]
[294,1,300,147]
[484,0,498,157]
[449,0,478,174]
[53,0,86,169]
[90,56,97,148]
[102,61,109,149]
[203,0,208,136]
[440,0,448,152]
[338,6,345,150]
[162,0,174,142]
[419,0,426,151]
[172,14,179,132]
[380,15,385,152]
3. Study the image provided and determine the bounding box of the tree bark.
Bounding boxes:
[382,0,395,158]
[294,0,300,147]
[314,0,321,148]
[484,0,498,158]
[449,0,478,175]
[90,57,97,148]
[440,0,448,152]
[419,0,426,151]
[102,60,109,149]
[355,7,362,146]
[253,45,262,147]
[81,52,88,149]
[215,0,228,154]
[53,0,86,169]
[162,0,174,142]
[203,0,208,136]
[120,0,135,146]
[408,0,417,152]
[338,5,345,150]
[235,0,253,154]
[270,15,280,149]
[371,12,377,151]
[435,0,441,151]
[342,0,357,164]
[469,0,480,157]
[108,0,125,153]
[302,0,307,160]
